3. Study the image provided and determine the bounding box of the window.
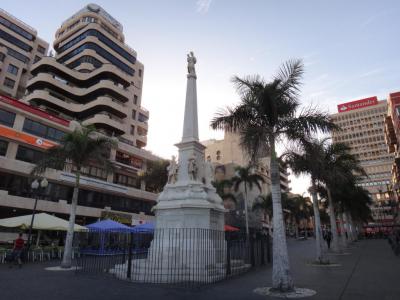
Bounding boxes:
[133,95,138,105]
[0,16,34,41]
[0,29,32,52]
[33,55,41,63]
[22,118,65,142]
[0,52,5,62]
[68,55,102,69]
[37,45,46,55]
[132,110,136,119]
[57,29,136,63]
[16,145,44,163]
[0,109,16,127]
[138,69,142,77]
[130,125,135,135]
[216,150,221,161]
[3,77,15,89]
[0,140,8,156]
[58,43,135,76]
[74,165,107,180]
[7,64,18,75]
[114,173,140,188]
[0,44,30,63]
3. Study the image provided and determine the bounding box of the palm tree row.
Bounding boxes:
[210,59,335,291]
[210,59,372,291]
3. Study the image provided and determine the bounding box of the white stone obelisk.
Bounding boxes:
[111,53,226,283]
[153,52,225,230]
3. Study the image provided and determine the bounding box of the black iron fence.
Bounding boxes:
[75,228,271,287]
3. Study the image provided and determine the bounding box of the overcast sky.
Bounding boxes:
[3,0,400,195]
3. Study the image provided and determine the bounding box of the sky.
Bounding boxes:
[3,0,400,195]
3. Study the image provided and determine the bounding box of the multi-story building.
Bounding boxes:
[0,4,158,227]
[0,8,49,99]
[331,96,395,225]
[383,91,400,222]
[202,131,292,230]
[24,3,148,149]
[202,131,290,194]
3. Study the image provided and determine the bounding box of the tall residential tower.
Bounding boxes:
[24,3,148,148]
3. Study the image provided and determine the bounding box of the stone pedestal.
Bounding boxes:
[110,52,227,283]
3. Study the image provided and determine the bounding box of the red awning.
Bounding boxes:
[224,225,240,232]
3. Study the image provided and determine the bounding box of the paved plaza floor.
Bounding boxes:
[0,238,399,300]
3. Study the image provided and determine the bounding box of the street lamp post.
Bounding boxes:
[27,178,48,250]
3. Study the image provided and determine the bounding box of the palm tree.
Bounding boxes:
[284,139,329,263]
[321,142,366,252]
[32,125,116,268]
[231,165,265,239]
[210,59,335,291]
[330,183,372,242]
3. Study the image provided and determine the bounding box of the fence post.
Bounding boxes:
[266,232,271,263]
[226,239,231,276]
[127,232,133,279]
[250,235,255,267]
[260,236,265,266]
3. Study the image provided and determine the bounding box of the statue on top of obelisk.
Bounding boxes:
[187,51,196,76]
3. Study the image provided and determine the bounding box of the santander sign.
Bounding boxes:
[337,96,378,113]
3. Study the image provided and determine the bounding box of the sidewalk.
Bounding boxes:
[0,239,399,300]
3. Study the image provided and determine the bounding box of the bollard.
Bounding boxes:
[226,239,231,276]
[127,232,134,279]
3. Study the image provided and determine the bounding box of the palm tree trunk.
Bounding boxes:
[61,171,80,268]
[243,183,250,241]
[311,180,326,263]
[343,212,353,242]
[326,186,340,252]
[270,136,293,291]
[339,213,348,248]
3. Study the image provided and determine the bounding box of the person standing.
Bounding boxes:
[325,230,332,249]
[12,233,25,267]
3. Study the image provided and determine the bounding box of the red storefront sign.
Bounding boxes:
[0,95,70,127]
[0,125,56,149]
[337,96,378,113]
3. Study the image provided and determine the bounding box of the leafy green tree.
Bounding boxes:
[140,159,169,193]
[211,60,335,291]
[32,125,116,268]
[231,165,265,239]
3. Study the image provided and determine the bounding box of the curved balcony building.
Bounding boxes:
[24,3,148,149]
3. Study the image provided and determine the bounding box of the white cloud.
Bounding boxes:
[359,68,384,78]
[196,0,212,14]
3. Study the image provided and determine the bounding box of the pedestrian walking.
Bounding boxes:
[10,233,25,268]
[324,230,332,249]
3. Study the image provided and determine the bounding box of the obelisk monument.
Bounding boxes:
[153,52,225,229]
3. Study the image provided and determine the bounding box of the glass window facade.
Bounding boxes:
[22,118,66,142]
[0,171,155,215]
[58,42,135,76]
[67,55,102,69]
[0,140,8,156]
[0,29,32,52]
[58,29,135,63]
[0,43,30,63]
[7,64,18,75]
[114,173,140,188]
[0,108,16,127]
[0,16,34,41]
[15,145,45,163]
[37,45,46,54]
[3,77,15,88]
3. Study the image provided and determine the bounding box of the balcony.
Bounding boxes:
[82,113,125,135]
